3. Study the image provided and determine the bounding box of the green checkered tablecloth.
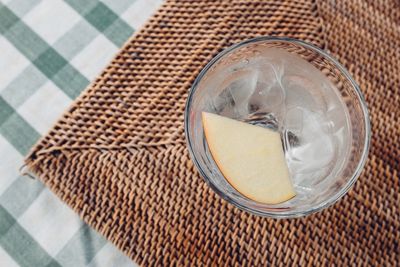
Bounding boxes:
[0,0,162,266]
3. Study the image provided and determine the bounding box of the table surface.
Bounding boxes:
[0,0,163,266]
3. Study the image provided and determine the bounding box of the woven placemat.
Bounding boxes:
[25,0,399,265]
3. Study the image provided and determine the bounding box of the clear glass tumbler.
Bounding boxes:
[184,37,370,218]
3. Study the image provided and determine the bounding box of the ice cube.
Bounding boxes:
[248,62,285,110]
[283,75,321,110]
[325,98,347,133]
[211,87,236,118]
[229,70,258,118]
[210,68,260,119]
[284,107,304,136]
[285,109,335,175]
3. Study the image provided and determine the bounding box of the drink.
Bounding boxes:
[207,48,351,206]
[185,37,370,217]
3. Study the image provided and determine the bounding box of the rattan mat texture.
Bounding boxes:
[26,0,399,265]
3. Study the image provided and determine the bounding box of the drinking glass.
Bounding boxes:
[184,37,370,218]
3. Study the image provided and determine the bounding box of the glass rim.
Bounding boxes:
[184,36,371,218]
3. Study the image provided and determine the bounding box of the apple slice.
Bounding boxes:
[202,112,295,204]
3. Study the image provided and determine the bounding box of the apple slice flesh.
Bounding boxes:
[202,112,295,204]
